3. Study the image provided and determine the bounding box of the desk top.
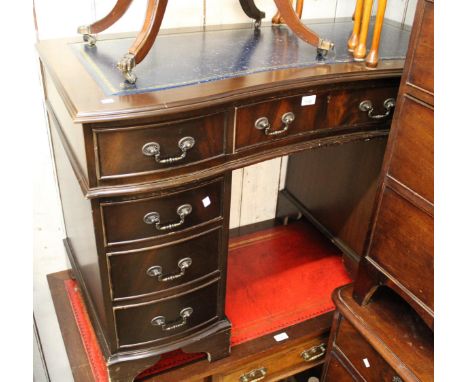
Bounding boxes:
[37,20,408,124]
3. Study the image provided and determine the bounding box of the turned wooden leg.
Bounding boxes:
[107,354,161,382]
[117,0,168,84]
[365,0,387,68]
[77,0,133,46]
[182,326,231,362]
[239,0,266,28]
[273,0,334,57]
[354,0,373,61]
[348,0,364,52]
[272,0,304,25]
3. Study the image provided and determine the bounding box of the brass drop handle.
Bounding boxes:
[300,343,326,362]
[151,307,193,332]
[359,98,395,120]
[143,204,192,231]
[146,258,192,282]
[255,112,295,136]
[239,367,267,382]
[142,136,195,164]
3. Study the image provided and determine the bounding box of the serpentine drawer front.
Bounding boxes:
[93,112,226,182]
[326,84,398,129]
[107,227,222,301]
[100,178,224,246]
[235,92,327,151]
[335,318,403,382]
[114,280,219,348]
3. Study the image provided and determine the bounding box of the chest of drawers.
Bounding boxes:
[38,23,405,381]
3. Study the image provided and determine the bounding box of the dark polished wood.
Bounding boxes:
[114,280,220,348]
[108,227,222,301]
[94,112,227,183]
[100,178,224,246]
[353,0,434,329]
[39,23,406,382]
[322,285,433,382]
[281,135,388,272]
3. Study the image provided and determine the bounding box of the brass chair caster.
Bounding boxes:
[117,53,137,84]
[77,25,96,46]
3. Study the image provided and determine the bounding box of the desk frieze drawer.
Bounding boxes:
[93,112,226,183]
[114,280,219,349]
[234,92,327,151]
[326,84,398,129]
[101,178,224,247]
[334,318,403,382]
[107,227,222,301]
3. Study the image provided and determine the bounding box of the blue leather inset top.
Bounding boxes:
[70,20,410,96]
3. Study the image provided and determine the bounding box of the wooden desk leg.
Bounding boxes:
[239,0,266,29]
[353,0,373,61]
[348,0,364,52]
[273,0,334,57]
[365,0,387,68]
[272,0,303,25]
[117,0,168,84]
[77,0,133,46]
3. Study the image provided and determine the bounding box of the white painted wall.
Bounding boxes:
[33,0,417,380]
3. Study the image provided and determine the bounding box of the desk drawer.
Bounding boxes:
[335,318,402,382]
[101,179,224,246]
[108,228,222,301]
[94,113,226,181]
[114,280,219,348]
[214,337,327,381]
[326,84,398,129]
[235,93,327,151]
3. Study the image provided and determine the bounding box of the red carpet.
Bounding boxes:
[64,221,351,380]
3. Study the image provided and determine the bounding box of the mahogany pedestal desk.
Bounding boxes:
[37,21,407,382]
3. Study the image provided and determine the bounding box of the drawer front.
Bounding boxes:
[323,354,356,382]
[216,337,327,381]
[101,179,224,246]
[369,187,434,309]
[388,96,434,202]
[235,93,327,150]
[327,84,398,129]
[108,228,222,300]
[114,281,219,348]
[94,113,226,181]
[335,318,402,381]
